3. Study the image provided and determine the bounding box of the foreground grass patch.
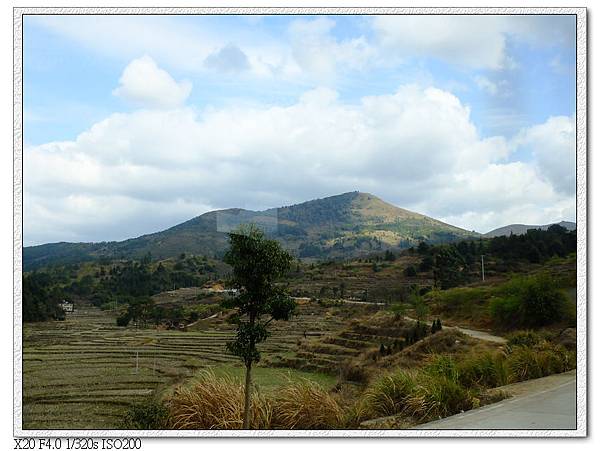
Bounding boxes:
[166,370,343,429]
[205,364,337,393]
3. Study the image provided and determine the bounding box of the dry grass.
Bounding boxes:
[167,370,344,430]
[167,370,272,429]
[360,370,417,418]
[271,381,345,429]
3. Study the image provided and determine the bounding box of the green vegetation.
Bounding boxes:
[357,337,574,426]
[22,205,577,430]
[24,192,478,269]
[123,397,169,429]
[490,273,573,329]
[427,271,575,330]
[23,272,66,322]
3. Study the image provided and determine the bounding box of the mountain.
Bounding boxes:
[24,191,478,270]
[484,221,576,238]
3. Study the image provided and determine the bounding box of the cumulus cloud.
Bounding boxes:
[204,44,251,73]
[288,17,376,80]
[512,115,576,195]
[113,56,192,109]
[24,83,575,245]
[371,15,574,70]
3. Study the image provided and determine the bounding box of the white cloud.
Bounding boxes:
[113,56,192,109]
[372,16,509,70]
[24,83,574,244]
[372,15,574,70]
[513,115,576,195]
[474,75,498,95]
[287,17,376,80]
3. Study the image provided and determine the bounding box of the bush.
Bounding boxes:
[361,370,416,417]
[506,330,542,348]
[403,266,417,277]
[116,312,131,327]
[340,361,371,384]
[167,370,272,429]
[489,296,521,328]
[517,274,570,327]
[406,373,476,422]
[493,273,571,329]
[423,355,459,383]
[507,341,575,383]
[271,381,344,429]
[457,351,509,388]
[123,397,169,429]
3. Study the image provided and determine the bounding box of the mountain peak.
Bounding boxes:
[24,191,477,269]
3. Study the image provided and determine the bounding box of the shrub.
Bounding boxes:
[457,351,509,388]
[506,341,575,383]
[518,274,570,327]
[361,370,417,417]
[406,373,476,422]
[116,312,131,327]
[506,330,542,348]
[507,345,543,382]
[494,273,571,329]
[340,361,371,384]
[123,397,169,429]
[403,266,417,277]
[489,296,521,328]
[167,370,272,429]
[271,381,344,429]
[423,355,459,383]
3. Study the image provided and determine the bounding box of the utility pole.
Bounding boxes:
[481,255,485,282]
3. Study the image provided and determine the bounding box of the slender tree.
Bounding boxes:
[222,225,296,429]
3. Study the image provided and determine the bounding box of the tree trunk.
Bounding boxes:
[243,361,252,429]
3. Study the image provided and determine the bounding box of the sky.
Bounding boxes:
[23,14,577,246]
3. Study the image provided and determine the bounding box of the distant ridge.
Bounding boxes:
[24,191,478,269]
[484,221,576,238]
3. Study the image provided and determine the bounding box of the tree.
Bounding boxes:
[433,246,467,289]
[412,293,429,321]
[222,225,296,429]
[403,265,417,277]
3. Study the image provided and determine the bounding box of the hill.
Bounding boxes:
[24,191,477,270]
[484,221,576,238]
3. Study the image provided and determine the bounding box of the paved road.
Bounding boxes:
[417,372,576,430]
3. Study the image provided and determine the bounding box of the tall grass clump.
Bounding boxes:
[361,370,417,418]
[167,370,272,429]
[405,373,476,422]
[507,341,575,383]
[271,380,344,429]
[457,351,509,388]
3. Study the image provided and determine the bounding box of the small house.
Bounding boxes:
[59,300,74,313]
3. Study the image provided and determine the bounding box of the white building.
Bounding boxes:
[59,300,74,313]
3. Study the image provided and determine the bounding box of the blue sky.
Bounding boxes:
[23,14,577,245]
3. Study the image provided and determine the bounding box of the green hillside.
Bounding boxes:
[24,192,478,270]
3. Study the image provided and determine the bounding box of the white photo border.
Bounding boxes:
[13,6,588,438]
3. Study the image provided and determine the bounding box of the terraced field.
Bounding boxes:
[22,301,377,429]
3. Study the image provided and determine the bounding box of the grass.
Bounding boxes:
[22,301,359,429]
[207,364,336,393]
[167,370,344,430]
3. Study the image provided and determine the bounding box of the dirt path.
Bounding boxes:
[294,297,507,344]
[401,315,507,344]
